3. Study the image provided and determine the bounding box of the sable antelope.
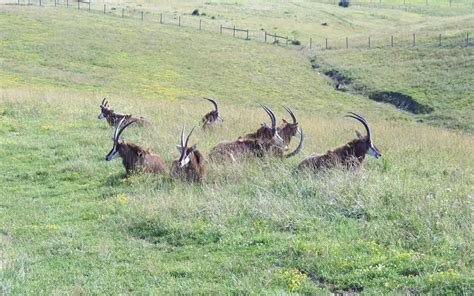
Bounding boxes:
[105,116,166,176]
[298,112,381,171]
[241,105,283,145]
[209,105,282,162]
[278,106,301,146]
[170,126,206,182]
[98,98,146,128]
[202,98,223,129]
[267,106,304,157]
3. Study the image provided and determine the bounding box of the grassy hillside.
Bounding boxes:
[1,4,473,295]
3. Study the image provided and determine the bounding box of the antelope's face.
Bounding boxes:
[177,145,196,168]
[280,119,300,138]
[106,140,120,161]
[273,129,284,146]
[98,106,111,120]
[356,131,381,159]
[368,142,381,159]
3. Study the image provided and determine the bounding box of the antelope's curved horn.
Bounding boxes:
[260,104,276,130]
[180,126,185,148]
[204,97,218,112]
[101,98,106,106]
[283,105,297,124]
[184,126,196,148]
[113,117,125,141]
[116,116,137,140]
[285,129,304,158]
[345,112,371,141]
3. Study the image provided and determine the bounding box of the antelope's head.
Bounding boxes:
[98,98,112,120]
[176,126,197,168]
[257,105,283,146]
[345,112,381,159]
[106,116,136,161]
[204,97,223,121]
[278,106,302,143]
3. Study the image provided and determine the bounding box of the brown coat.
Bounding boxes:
[170,150,206,182]
[118,141,166,176]
[298,138,368,170]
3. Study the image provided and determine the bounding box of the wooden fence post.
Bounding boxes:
[346,37,348,48]
[178,16,181,26]
[199,19,201,30]
[122,8,124,18]
[78,0,80,9]
[368,36,371,48]
[274,32,276,43]
[325,38,328,49]
[103,4,106,13]
[233,25,235,37]
[66,0,68,8]
[88,0,91,11]
[39,0,42,6]
[246,29,249,40]
[439,34,441,46]
[413,33,416,47]
[54,0,57,7]
[264,31,267,42]
[160,13,163,24]
[141,11,144,21]
[220,24,222,34]
[391,35,393,47]
[310,38,312,49]
[467,33,470,45]
[286,36,289,46]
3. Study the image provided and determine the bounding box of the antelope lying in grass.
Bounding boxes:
[170,126,206,182]
[268,106,304,158]
[98,98,146,128]
[208,105,282,162]
[105,116,166,176]
[298,112,381,171]
[202,98,223,129]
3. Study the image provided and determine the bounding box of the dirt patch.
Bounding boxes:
[310,58,319,70]
[324,70,352,91]
[369,91,433,114]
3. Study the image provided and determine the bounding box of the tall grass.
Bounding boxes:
[1,89,472,294]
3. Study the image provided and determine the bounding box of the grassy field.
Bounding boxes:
[1,3,473,295]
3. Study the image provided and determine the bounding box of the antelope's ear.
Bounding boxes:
[191,144,198,151]
[355,130,364,140]
[176,145,182,151]
[282,119,288,124]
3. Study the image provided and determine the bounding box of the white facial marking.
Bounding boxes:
[98,113,105,120]
[368,146,379,159]
[179,154,191,168]
[106,144,119,161]
[274,131,284,145]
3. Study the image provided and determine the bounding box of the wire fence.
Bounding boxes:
[6,0,474,51]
